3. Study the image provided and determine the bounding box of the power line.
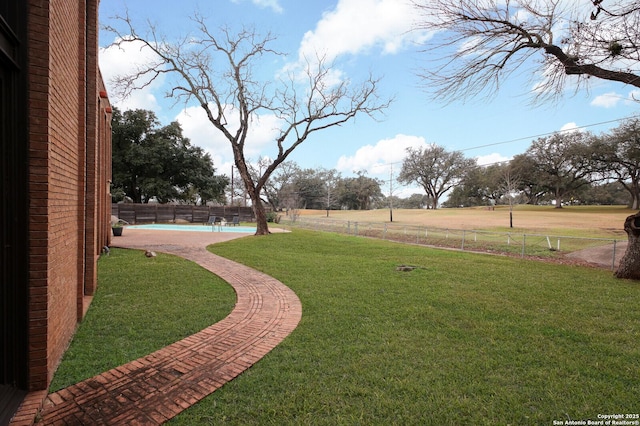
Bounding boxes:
[363,114,638,176]
[460,115,639,152]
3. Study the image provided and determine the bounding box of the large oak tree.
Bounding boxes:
[524,132,598,208]
[399,145,476,210]
[111,107,227,204]
[592,118,640,210]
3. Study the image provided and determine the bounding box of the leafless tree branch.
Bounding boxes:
[412,0,640,103]
[105,13,390,234]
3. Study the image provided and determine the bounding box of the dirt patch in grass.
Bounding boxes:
[566,241,627,268]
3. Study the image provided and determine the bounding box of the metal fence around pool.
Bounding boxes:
[280,217,623,271]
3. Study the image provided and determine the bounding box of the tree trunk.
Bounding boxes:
[236,157,271,235]
[244,183,270,235]
[252,201,270,235]
[555,191,562,208]
[431,197,438,210]
[615,211,640,280]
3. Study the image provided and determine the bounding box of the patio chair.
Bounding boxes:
[231,215,240,226]
[206,215,224,231]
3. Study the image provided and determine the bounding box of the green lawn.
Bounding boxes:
[51,230,639,425]
[49,248,236,392]
[172,230,639,425]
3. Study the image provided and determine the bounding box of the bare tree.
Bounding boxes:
[321,169,341,217]
[412,0,640,102]
[260,161,301,211]
[412,0,640,278]
[106,14,390,234]
[501,166,521,229]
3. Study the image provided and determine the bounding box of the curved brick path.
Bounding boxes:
[34,228,302,425]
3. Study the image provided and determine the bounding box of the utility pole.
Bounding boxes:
[389,163,393,222]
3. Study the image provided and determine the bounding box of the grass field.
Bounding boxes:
[294,205,633,239]
[165,230,639,425]
[51,208,639,425]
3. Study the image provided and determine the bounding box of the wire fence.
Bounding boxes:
[280,217,623,271]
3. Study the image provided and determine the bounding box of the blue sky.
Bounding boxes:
[99,0,640,197]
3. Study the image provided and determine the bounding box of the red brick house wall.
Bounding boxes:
[2,0,111,423]
[30,0,112,388]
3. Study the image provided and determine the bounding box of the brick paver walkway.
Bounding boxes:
[26,228,302,425]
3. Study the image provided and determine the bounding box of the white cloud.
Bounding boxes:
[559,122,579,133]
[591,92,623,108]
[99,38,163,112]
[336,134,428,176]
[230,0,283,13]
[254,0,283,13]
[297,0,428,64]
[476,153,511,166]
[176,106,230,162]
[176,104,283,166]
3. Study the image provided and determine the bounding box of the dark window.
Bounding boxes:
[0,3,29,419]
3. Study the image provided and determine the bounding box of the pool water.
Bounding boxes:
[127,224,257,233]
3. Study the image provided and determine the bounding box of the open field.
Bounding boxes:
[171,230,639,425]
[52,228,639,424]
[294,205,633,238]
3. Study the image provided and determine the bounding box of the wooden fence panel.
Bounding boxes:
[135,205,159,223]
[116,204,136,224]
[156,205,175,222]
[192,207,210,223]
[111,204,255,224]
[174,206,194,222]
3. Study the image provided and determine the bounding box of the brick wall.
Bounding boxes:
[27,0,53,392]
[26,0,111,392]
[47,0,82,386]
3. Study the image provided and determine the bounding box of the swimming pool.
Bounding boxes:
[127,224,257,233]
